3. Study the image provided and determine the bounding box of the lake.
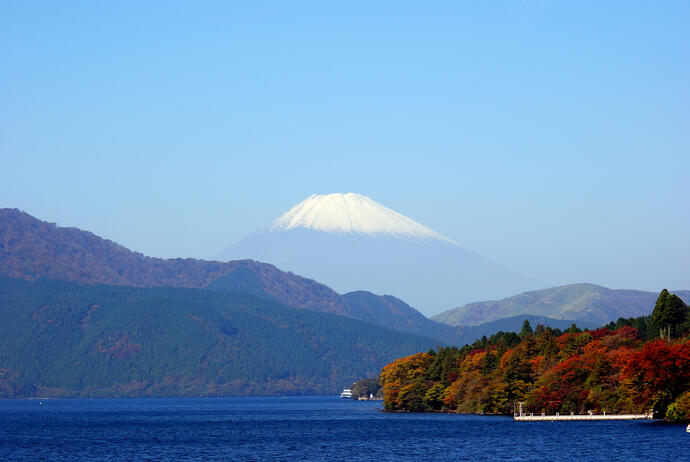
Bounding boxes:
[0,396,685,461]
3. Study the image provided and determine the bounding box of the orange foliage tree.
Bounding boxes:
[379,303,690,421]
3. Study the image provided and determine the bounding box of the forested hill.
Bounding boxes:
[0,208,271,288]
[0,209,447,340]
[381,290,690,421]
[0,209,666,349]
[0,277,439,398]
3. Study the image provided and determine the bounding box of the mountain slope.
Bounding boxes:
[3,208,525,346]
[432,283,690,326]
[208,271,458,344]
[0,208,243,288]
[205,261,353,317]
[207,272,600,346]
[1,208,666,350]
[342,291,443,333]
[0,208,444,335]
[218,193,539,315]
[0,277,439,398]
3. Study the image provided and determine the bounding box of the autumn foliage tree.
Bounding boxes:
[379,290,690,421]
[621,340,690,417]
[379,352,434,411]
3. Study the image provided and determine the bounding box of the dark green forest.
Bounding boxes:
[0,277,438,398]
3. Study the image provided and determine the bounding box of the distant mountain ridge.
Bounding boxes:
[207,271,598,345]
[432,283,690,327]
[0,208,460,343]
[0,206,438,327]
[1,208,673,349]
[0,208,240,288]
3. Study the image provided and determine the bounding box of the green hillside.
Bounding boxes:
[0,209,456,342]
[432,283,689,326]
[2,209,671,350]
[0,278,438,398]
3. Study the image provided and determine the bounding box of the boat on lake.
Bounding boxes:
[339,388,352,399]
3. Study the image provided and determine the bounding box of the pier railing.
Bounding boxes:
[514,411,653,421]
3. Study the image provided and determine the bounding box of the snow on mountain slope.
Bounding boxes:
[269,193,458,244]
[218,193,540,316]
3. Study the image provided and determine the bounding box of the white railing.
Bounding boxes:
[514,412,653,421]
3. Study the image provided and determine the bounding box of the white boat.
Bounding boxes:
[340,388,352,399]
[686,424,690,433]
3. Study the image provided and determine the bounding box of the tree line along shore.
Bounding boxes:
[377,290,690,422]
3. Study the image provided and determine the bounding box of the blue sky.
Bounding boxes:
[1,1,688,292]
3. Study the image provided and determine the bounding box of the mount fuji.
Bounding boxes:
[217,193,540,316]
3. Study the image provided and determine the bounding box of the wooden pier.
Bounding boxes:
[513,403,653,421]
[514,412,653,421]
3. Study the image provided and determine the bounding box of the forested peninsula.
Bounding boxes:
[380,290,690,422]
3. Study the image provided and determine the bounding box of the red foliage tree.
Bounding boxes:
[621,340,690,416]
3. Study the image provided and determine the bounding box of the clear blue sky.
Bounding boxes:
[2,1,688,292]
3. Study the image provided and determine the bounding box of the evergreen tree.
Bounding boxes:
[566,323,582,334]
[652,289,688,340]
[519,319,533,338]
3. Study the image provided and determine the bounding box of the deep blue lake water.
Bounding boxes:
[0,396,686,461]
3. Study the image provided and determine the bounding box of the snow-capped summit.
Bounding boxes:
[218,193,538,316]
[268,193,458,245]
